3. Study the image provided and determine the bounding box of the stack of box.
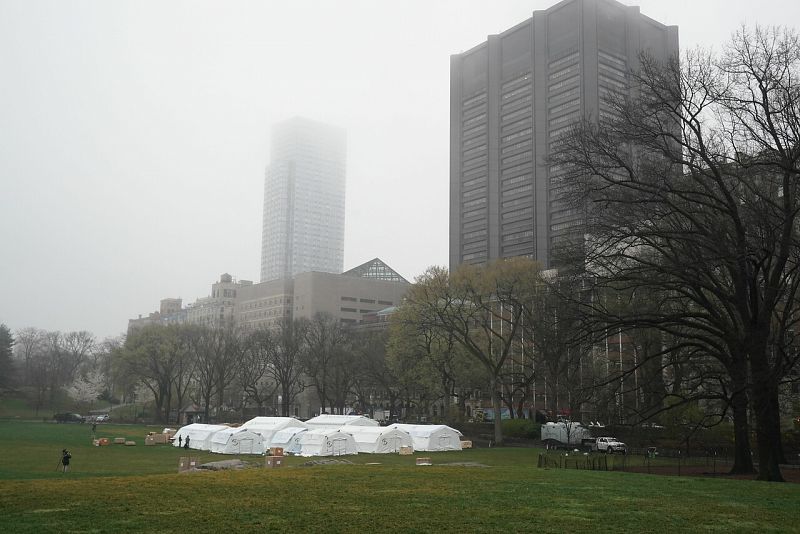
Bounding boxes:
[265,456,283,468]
[460,440,473,449]
[399,446,413,455]
[179,457,198,472]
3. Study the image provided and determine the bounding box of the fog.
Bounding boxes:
[1,0,797,339]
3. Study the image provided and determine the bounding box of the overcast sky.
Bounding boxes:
[1,0,798,340]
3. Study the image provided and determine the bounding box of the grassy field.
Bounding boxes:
[0,421,797,533]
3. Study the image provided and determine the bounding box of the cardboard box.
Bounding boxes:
[179,457,199,472]
[399,446,413,455]
[460,440,473,449]
[152,434,168,444]
[144,436,156,446]
[265,456,283,468]
[269,447,284,457]
[415,457,432,466]
[124,440,136,446]
[113,437,126,444]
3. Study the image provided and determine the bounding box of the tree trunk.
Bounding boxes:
[750,351,784,482]
[728,363,755,475]
[491,377,503,446]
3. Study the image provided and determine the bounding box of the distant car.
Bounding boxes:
[95,414,110,423]
[54,413,85,423]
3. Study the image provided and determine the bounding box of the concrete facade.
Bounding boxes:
[261,117,347,282]
[129,259,409,333]
[449,0,678,270]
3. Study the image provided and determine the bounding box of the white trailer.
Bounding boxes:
[540,422,592,449]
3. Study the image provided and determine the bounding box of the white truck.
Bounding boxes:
[540,421,592,449]
[592,436,627,454]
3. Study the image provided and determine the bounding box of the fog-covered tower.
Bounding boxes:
[261,117,346,282]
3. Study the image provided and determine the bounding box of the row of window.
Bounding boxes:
[549,97,580,116]
[501,93,532,113]
[462,251,487,261]
[549,75,580,94]
[462,144,487,159]
[549,112,580,127]
[550,219,583,232]
[503,229,534,243]
[549,64,579,81]
[463,113,487,128]
[502,150,532,167]
[503,183,533,198]
[463,228,487,240]
[598,50,626,70]
[501,127,532,144]
[501,117,533,135]
[501,107,530,124]
[549,52,579,69]
[462,186,486,200]
[502,207,533,221]
[501,139,531,155]
[463,197,487,210]
[502,196,532,210]
[502,83,531,101]
[503,173,532,187]
[502,72,531,92]
[463,91,487,108]
[462,175,485,189]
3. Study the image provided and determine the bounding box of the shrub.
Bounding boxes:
[501,418,540,439]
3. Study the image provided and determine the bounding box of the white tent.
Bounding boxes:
[172,423,230,451]
[296,428,358,457]
[209,427,265,455]
[240,417,308,451]
[270,427,308,455]
[344,426,413,454]
[389,424,463,452]
[304,414,379,430]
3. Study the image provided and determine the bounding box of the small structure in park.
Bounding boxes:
[304,414,379,430]
[388,424,463,452]
[343,426,413,454]
[295,428,358,457]
[239,417,308,452]
[172,423,230,451]
[209,427,265,455]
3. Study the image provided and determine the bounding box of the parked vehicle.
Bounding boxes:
[95,414,110,423]
[54,413,85,423]
[593,436,627,454]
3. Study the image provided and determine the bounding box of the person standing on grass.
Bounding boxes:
[184,435,190,449]
[61,449,71,473]
[178,435,182,447]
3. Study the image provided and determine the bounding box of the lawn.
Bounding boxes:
[0,421,797,533]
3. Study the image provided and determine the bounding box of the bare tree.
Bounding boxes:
[265,319,308,417]
[237,328,277,416]
[552,26,800,481]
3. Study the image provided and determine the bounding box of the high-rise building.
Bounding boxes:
[261,117,346,282]
[449,0,678,270]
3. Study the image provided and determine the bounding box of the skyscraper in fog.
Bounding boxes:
[261,117,346,282]
[449,0,678,270]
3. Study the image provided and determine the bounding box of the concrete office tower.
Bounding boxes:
[261,117,347,282]
[449,0,678,270]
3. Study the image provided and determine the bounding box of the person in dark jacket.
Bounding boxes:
[61,449,71,473]
[184,435,190,449]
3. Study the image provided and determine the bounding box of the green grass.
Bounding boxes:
[0,421,797,533]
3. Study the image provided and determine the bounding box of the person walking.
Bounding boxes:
[184,435,190,449]
[178,435,182,447]
[61,449,71,473]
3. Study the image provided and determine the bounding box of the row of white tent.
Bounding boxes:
[172,415,463,457]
